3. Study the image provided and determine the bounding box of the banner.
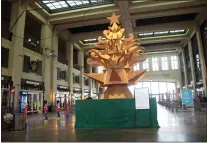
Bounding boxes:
[181,89,193,105]
[135,88,150,109]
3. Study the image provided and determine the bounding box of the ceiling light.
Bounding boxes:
[28,39,31,42]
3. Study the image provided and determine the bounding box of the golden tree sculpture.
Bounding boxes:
[85,13,147,99]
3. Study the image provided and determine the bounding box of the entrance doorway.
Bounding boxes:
[56,92,69,110]
[22,91,43,113]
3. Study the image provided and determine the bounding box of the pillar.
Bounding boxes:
[188,39,196,96]
[78,50,84,99]
[9,3,26,113]
[196,28,207,97]
[66,41,73,105]
[89,66,93,97]
[181,50,188,88]
[51,29,58,106]
[41,24,53,105]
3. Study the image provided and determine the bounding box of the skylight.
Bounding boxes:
[138,29,187,38]
[39,0,113,13]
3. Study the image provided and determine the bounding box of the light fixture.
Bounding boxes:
[28,38,31,42]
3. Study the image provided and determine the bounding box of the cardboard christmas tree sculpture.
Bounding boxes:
[85,13,147,99]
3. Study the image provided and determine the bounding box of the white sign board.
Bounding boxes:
[135,88,150,109]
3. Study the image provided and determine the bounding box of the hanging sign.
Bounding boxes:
[181,89,193,105]
[134,88,150,109]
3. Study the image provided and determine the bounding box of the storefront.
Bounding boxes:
[1,76,13,108]
[20,79,44,114]
[1,75,14,131]
[83,89,89,99]
[72,88,81,105]
[92,90,98,99]
[56,85,69,110]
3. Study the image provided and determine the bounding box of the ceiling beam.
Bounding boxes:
[71,21,195,42]
[130,5,207,20]
[140,35,187,45]
[134,21,196,33]
[82,35,187,49]
[56,18,108,30]
[130,0,207,14]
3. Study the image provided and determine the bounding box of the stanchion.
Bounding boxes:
[65,104,70,120]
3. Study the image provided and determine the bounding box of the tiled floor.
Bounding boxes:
[1,104,207,142]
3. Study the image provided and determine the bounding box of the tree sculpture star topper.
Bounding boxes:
[85,12,147,99]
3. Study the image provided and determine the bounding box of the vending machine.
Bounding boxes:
[19,91,28,113]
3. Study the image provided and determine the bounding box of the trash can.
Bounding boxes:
[14,113,26,130]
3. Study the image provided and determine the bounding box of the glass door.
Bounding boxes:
[37,93,43,113]
[27,94,32,112]
[33,94,38,112]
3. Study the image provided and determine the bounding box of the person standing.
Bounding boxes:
[44,103,48,120]
[56,102,60,118]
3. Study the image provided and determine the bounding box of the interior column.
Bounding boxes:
[196,28,207,97]
[9,3,26,113]
[181,50,188,89]
[89,66,92,97]
[78,49,84,99]
[67,41,73,105]
[51,29,58,106]
[188,39,196,96]
[41,24,53,105]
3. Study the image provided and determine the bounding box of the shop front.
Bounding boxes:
[20,79,44,114]
[1,75,14,131]
[72,88,81,105]
[56,85,69,110]
[83,89,89,99]
[92,90,98,99]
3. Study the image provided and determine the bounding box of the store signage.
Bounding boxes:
[134,88,150,109]
[59,86,68,89]
[26,81,39,85]
[181,89,193,105]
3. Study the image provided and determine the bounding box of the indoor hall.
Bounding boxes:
[1,0,207,142]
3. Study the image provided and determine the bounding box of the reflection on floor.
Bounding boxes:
[1,104,207,142]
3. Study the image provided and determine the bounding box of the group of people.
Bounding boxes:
[43,102,61,120]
